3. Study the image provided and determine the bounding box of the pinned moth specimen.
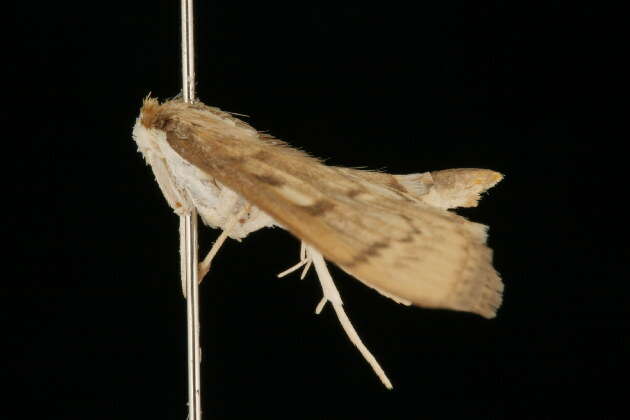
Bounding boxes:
[133,97,504,388]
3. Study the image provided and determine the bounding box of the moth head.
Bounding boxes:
[139,96,192,140]
[139,96,161,129]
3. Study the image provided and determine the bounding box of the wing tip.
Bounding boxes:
[449,252,504,319]
[470,269,504,319]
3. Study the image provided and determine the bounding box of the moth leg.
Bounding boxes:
[197,205,250,283]
[305,245,393,390]
[277,242,312,279]
[298,242,313,280]
[276,258,308,278]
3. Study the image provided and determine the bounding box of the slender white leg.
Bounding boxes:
[277,258,309,278]
[305,245,393,389]
[298,242,311,279]
[277,242,313,279]
[197,206,249,283]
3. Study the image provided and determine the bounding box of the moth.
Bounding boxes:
[133,97,504,389]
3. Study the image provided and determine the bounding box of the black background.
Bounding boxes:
[9,1,622,419]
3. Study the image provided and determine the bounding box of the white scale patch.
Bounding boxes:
[133,120,276,240]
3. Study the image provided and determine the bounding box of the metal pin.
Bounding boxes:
[180,1,202,419]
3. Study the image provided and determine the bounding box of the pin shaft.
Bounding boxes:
[180,1,201,419]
